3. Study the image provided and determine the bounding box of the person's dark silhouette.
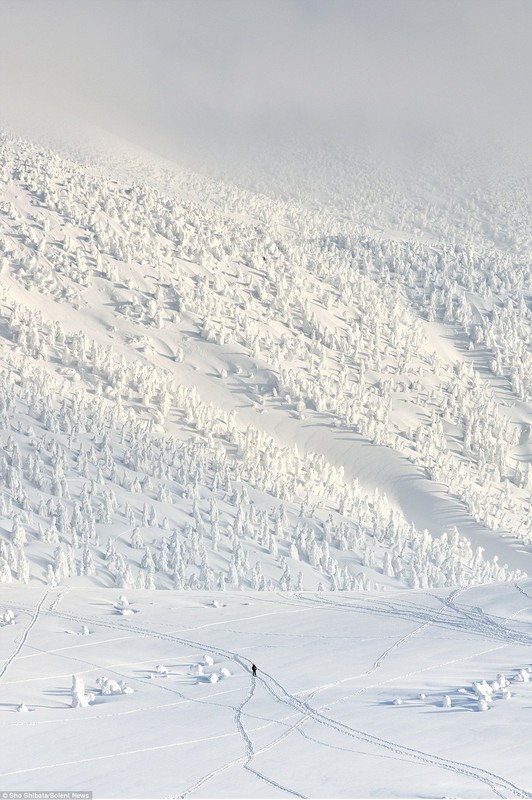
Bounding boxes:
[251,663,257,677]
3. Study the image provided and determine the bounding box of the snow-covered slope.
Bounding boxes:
[0,130,531,595]
[1,583,532,798]
[0,126,531,799]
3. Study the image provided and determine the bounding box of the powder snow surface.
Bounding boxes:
[0,585,532,798]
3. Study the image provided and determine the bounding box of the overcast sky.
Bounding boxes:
[0,0,530,163]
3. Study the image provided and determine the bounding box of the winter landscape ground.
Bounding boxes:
[0,124,530,798]
[0,3,531,796]
[2,584,532,799]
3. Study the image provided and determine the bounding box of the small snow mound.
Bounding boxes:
[516,669,529,683]
[191,664,204,676]
[118,608,134,616]
[419,693,426,700]
[219,668,231,678]
[442,695,452,708]
[17,704,29,713]
[211,600,224,608]
[208,673,219,683]
[118,595,129,606]
[203,655,214,666]
[2,609,15,625]
[98,677,122,695]
[155,665,168,675]
[501,688,512,700]
[392,698,403,705]
[97,676,133,695]
[81,625,90,636]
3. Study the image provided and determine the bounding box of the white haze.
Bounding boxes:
[0,0,531,171]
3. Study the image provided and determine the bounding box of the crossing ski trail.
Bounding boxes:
[8,598,531,799]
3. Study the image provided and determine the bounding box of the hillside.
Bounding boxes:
[0,125,531,798]
[0,130,530,597]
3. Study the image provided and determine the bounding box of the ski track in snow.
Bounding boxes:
[178,673,306,799]
[295,587,532,649]
[291,588,464,698]
[290,588,530,710]
[0,590,49,682]
[232,673,306,799]
[4,600,310,797]
[4,595,531,798]
[259,669,531,799]
[514,582,532,606]
[441,591,532,648]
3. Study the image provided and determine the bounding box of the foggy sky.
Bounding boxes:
[0,0,531,163]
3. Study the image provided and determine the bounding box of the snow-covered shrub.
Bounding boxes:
[71,675,92,708]
[97,676,133,695]
[97,677,122,695]
[473,680,493,701]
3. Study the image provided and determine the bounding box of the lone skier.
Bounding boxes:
[251,663,257,677]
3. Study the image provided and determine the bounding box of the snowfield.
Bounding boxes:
[1,585,532,798]
[0,124,531,798]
